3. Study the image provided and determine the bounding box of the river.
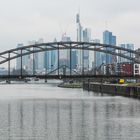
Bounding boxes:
[0,81,140,140]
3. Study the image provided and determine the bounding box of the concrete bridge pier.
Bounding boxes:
[45,79,47,83]
[6,80,11,84]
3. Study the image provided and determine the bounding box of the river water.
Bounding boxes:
[0,81,140,140]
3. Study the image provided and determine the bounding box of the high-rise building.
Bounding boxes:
[76,13,83,71]
[16,44,24,70]
[16,43,31,74]
[76,14,83,42]
[76,13,91,71]
[16,43,30,71]
[60,34,72,69]
[71,50,77,70]
[44,38,57,73]
[83,28,91,69]
[103,30,116,64]
[61,33,71,60]
[51,38,58,71]
[28,40,37,74]
[92,39,104,68]
[44,51,51,72]
[36,39,45,71]
[118,44,134,63]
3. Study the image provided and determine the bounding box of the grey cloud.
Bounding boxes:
[0,0,139,51]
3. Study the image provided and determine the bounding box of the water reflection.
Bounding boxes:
[0,98,140,139]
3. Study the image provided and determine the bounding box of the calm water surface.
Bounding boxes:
[0,81,140,140]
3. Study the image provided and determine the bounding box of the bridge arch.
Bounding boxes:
[0,41,139,65]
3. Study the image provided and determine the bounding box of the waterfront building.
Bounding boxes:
[134,64,140,75]
[134,48,140,75]
[117,63,133,76]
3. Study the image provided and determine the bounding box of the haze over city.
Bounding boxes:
[0,1,140,140]
[0,0,140,51]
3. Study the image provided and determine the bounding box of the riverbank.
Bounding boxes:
[58,82,82,88]
[83,82,140,98]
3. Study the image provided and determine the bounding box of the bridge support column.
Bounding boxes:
[45,79,47,83]
[20,49,23,78]
[33,51,35,76]
[45,68,47,83]
[8,52,10,78]
[70,45,72,76]
[58,45,60,76]
[6,80,11,84]
[82,46,84,76]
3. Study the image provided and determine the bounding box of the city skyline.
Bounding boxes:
[0,0,139,52]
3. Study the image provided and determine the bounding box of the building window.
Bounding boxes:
[135,65,139,69]
[135,70,139,73]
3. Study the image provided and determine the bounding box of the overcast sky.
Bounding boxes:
[0,0,140,51]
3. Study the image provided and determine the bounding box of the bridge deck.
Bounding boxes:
[0,75,139,80]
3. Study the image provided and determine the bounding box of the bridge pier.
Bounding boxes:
[8,52,10,77]
[45,79,47,83]
[6,80,11,84]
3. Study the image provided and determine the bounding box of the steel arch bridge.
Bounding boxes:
[0,41,139,79]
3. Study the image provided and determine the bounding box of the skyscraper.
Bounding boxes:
[71,50,77,70]
[103,30,116,64]
[76,13,83,71]
[51,38,58,71]
[28,40,38,74]
[76,14,91,71]
[118,44,134,63]
[16,43,30,73]
[44,51,51,72]
[76,14,82,42]
[16,43,24,70]
[61,33,71,61]
[36,38,45,71]
[83,28,91,69]
[44,38,57,73]
[92,39,104,68]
